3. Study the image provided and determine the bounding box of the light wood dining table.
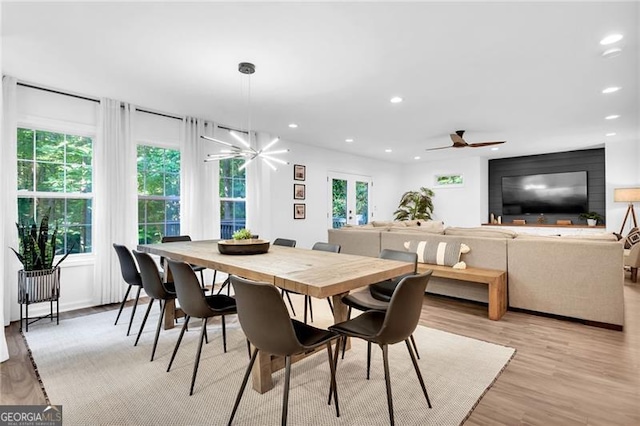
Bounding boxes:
[137,239,414,393]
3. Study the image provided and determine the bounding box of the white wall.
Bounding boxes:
[401,156,489,227]
[255,138,404,249]
[605,138,640,234]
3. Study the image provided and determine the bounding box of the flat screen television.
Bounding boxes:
[501,171,588,215]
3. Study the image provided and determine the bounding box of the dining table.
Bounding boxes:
[137,239,414,393]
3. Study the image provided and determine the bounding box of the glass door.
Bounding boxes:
[328,172,372,229]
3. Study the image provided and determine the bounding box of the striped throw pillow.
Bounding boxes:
[403,240,470,267]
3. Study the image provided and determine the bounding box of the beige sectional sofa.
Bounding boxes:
[328,221,625,328]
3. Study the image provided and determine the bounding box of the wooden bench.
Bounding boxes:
[417,264,507,320]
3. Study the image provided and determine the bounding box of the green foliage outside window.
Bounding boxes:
[17,128,93,254]
[219,158,246,239]
[137,145,181,244]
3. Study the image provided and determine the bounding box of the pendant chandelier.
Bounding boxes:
[202,62,289,171]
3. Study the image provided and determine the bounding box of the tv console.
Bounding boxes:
[481,223,607,236]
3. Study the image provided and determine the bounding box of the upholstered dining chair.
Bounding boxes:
[340,249,421,369]
[272,238,298,315]
[227,275,340,426]
[299,242,341,323]
[132,250,177,362]
[161,235,209,290]
[165,259,238,395]
[113,244,144,336]
[329,271,434,426]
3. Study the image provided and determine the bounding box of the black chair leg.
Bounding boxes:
[150,300,166,362]
[246,339,252,359]
[222,315,227,353]
[212,270,217,294]
[326,297,334,314]
[216,277,229,295]
[126,286,142,336]
[167,317,189,372]
[410,334,420,359]
[114,284,132,325]
[367,341,372,380]
[381,344,395,426]
[134,299,154,346]
[282,290,296,316]
[305,296,314,323]
[204,318,209,345]
[405,339,432,408]
[341,307,352,360]
[189,318,208,396]
[228,347,259,426]
[303,297,309,324]
[199,270,205,289]
[326,341,340,417]
[282,355,292,426]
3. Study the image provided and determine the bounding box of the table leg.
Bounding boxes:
[162,257,177,330]
[488,273,507,321]
[332,292,351,351]
[252,349,275,394]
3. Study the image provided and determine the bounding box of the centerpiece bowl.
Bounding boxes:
[217,239,270,255]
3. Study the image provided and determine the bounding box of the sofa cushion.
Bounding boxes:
[624,227,640,249]
[444,227,517,239]
[560,233,619,242]
[404,240,470,267]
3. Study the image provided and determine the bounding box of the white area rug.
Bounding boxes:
[24,308,515,425]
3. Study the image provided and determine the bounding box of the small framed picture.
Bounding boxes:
[294,164,306,181]
[294,184,306,200]
[294,203,306,219]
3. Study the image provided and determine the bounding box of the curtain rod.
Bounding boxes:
[17,81,182,121]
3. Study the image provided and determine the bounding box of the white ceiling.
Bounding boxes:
[2,1,638,163]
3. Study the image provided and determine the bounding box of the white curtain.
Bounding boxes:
[0,76,18,362]
[180,117,218,240]
[93,100,138,305]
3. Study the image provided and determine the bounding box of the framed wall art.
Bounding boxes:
[294,184,306,200]
[294,203,306,219]
[294,164,306,181]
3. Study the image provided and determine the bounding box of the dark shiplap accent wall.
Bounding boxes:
[488,148,606,225]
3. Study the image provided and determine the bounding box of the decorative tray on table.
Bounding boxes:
[217,239,270,255]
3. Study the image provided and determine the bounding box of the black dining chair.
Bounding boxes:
[340,249,421,371]
[161,235,209,290]
[113,244,144,336]
[273,238,298,315]
[227,275,340,426]
[132,250,177,362]
[300,242,340,323]
[165,259,238,395]
[329,271,434,426]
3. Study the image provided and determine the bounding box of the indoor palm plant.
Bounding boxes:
[393,187,435,221]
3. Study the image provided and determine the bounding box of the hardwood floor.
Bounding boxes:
[2,279,639,425]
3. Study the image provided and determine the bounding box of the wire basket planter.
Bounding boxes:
[18,268,60,332]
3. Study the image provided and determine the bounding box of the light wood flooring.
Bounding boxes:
[2,277,639,425]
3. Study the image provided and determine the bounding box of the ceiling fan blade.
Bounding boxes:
[425,145,454,151]
[450,133,467,145]
[468,141,506,148]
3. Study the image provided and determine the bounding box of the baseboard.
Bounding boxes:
[508,307,623,331]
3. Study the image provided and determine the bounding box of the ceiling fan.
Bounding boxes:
[426,130,506,151]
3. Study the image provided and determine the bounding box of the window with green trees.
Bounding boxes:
[17,127,93,254]
[137,145,181,244]
[219,158,246,239]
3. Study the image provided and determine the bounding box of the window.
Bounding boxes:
[137,145,180,244]
[219,158,246,239]
[435,174,464,187]
[17,128,93,254]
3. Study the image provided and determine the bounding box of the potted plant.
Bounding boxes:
[579,212,603,227]
[232,228,254,241]
[10,210,74,331]
[393,187,435,221]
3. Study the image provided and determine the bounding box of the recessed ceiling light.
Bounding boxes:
[605,115,620,120]
[600,34,623,45]
[288,123,298,128]
[345,138,354,143]
[606,132,617,136]
[602,47,622,59]
[491,147,500,151]
[414,156,421,160]
[602,86,621,94]
[390,96,403,104]
[385,149,392,153]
